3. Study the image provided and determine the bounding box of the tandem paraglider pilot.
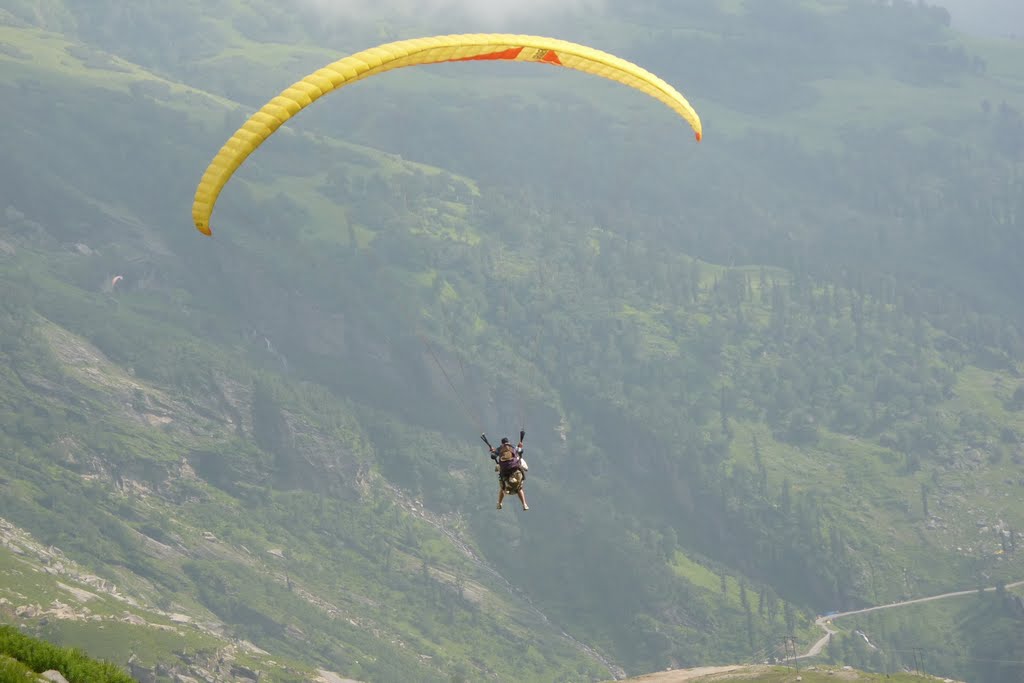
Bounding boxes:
[482,431,529,511]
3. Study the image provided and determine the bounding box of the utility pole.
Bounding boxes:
[783,636,800,672]
[909,648,925,675]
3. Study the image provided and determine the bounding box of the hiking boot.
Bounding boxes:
[522,504,529,511]
[496,503,502,510]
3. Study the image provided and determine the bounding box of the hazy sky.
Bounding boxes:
[932,0,1024,37]
[288,0,1024,40]
[294,0,1023,39]
[297,0,604,24]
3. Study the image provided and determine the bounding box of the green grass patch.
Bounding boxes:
[0,625,133,683]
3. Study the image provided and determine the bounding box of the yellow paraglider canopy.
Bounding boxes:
[192,33,703,235]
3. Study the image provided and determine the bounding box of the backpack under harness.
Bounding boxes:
[496,444,521,475]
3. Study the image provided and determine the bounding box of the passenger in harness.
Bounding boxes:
[486,431,529,511]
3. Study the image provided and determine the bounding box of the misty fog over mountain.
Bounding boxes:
[934,0,1024,37]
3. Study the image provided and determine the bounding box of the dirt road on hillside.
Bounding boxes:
[794,579,1024,659]
[620,578,1023,682]
[619,665,746,681]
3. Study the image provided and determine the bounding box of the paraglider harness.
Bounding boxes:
[483,432,527,494]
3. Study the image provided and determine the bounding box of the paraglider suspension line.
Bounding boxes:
[418,332,484,433]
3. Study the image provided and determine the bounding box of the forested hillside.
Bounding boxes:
[1,1,1023,681]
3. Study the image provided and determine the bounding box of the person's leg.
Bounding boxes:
[517,489,528,510]
[497,482,505,509]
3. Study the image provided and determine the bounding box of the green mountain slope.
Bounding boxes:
[1,2,1024,682]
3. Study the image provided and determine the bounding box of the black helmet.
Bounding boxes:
[501,437,510,445]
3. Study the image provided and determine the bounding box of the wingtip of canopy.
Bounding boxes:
[196,223,212,236]
[695,130,702,142]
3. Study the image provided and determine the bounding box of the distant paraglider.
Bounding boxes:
[192,33,703,235]
[111,275,124,289]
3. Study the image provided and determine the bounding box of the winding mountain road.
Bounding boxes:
[620,580,1024,682]
[794,579,1024,659]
